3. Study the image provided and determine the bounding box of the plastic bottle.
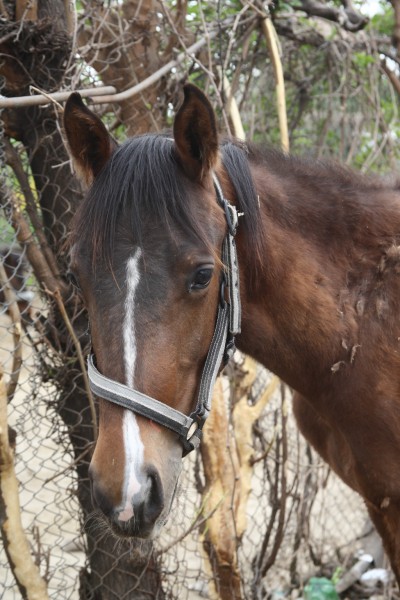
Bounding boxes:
[303,577,339,600]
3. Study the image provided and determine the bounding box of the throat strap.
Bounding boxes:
[87,172,241,455]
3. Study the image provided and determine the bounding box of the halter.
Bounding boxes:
[87,174,241,455]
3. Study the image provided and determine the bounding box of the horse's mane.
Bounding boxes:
[70,135,266,281]
[70,130,400,282]
[220,139,265,274]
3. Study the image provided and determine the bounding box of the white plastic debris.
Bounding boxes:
[360,568,390,587]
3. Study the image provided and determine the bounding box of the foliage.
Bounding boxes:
[369,3,394,36]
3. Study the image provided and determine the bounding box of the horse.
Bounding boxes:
[64,83,400,584]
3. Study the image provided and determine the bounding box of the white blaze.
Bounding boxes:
[123,250,142,389]
[119,249,145,522]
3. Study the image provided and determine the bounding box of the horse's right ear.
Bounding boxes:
[63,93,117,186]
[173,84,219,182]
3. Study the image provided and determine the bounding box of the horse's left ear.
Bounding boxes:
[63,93,117,187]
[173,84,219,182]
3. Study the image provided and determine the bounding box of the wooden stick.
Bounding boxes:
[261,12,289,152]
[0,364,50,600]
[0,261,22,403]
[0,86,117,109]
[218,68,246,141]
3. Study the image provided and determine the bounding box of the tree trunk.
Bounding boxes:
[78,0,164,135]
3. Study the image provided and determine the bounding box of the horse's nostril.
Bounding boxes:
[145,466,164,523]
[91,477,114,517]
[116,466,165,532]
[89,463,165,536]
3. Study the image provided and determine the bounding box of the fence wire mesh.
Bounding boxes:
[0,302,380,599]
[1,2,398,599]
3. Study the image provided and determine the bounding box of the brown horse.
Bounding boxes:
[64,84,400,583]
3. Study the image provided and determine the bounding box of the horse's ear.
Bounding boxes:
[63,93,117,186]
[173,84,219,181]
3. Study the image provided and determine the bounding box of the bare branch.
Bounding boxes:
[0,86,117,109]
[294,0,369,32]
[0,189,65,296]
[15,0,38,22]
[390,0,400,54]
[0,32,217,110]
[381,58,400,97]
[4,139,61,282]
[50,288,98,441]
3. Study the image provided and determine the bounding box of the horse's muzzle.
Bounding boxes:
[89,464,165,538]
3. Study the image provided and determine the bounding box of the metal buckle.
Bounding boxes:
[186,421,198,440]
[223,200,238,236]
[223,336,236,365]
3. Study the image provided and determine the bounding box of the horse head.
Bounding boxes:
[64,85,238,538]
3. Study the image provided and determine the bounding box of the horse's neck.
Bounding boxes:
[236,164,390,397]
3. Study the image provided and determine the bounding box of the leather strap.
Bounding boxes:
[88,355,202,454]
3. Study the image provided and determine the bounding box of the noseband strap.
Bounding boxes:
[88,355,203,453]
[87,173,241,456]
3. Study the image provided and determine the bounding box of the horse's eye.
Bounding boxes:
[67,270,80,290]
[190,267,213,291]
